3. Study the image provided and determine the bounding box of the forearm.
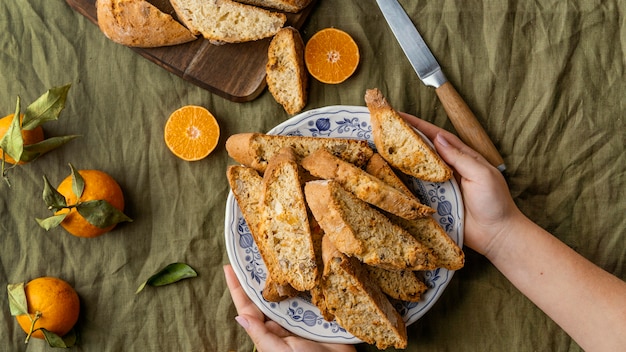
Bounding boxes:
[486,214,626,351]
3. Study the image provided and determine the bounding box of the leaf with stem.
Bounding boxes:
[20,135,80,163]
[136,263,198,294]
[22,84,71,130]
[0,97,24,163]
[42,175,67,212]
[76,200,133,229]
[69,163,84,199]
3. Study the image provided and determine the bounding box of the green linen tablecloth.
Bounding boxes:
[1,1,624,351]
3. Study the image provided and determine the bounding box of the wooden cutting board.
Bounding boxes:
[65,0,317,102]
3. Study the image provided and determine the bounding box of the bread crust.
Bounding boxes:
[234,0,314,12]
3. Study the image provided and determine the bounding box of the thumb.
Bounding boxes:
[433,133,493,181]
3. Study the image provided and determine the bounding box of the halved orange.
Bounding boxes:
[164,105,220,161]
[304,28,360,84]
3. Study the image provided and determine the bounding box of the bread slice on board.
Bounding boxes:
[234,0,314,12]
[321,235,408,349]
[305,180,437,270]
[365,88,453,182]
[96,0,197,47]
[301,148,434,219]
[225,133,374,173]
[226,165,298,301]
[366,266,427,302]
[266,27,308,115]
[170,0,286,43]
[259,147,318,291]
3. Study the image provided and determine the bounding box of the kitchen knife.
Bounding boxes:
[376,0,506,172]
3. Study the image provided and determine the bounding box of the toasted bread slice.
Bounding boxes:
[365,153,414,197]
[234,0,314,12]
[226,165,298,301]
[267,27,308,115]
[96,0,197,47]
[305,180,437,270]
[321,235,407,349]
[170,0,286,43]
[365,88,453,182]
[301,148,434,219]
[259,147,317,291]
[225,133,374,173]
[366,266,427,302]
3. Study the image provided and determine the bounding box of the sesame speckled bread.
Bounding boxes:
[225,133,374,173]
[226,165,298,301]
[301,148,434,219]
[304,180,438,271]
[234,0,314,13]
[321,235,408,349]
[266,27,308,115]
[365,88,453,182]
[366,266,427,302]
[259,147,317,291]
[170,0,286,44]
[96,0,197,47]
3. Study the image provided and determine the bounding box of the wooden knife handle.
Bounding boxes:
[435,81,506,171]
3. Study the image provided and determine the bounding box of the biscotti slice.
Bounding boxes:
[226,133,374,173]
[226,165,299,301]
[366,266,427,302]
[259,147,317,291]
[365,153,413,197]
[170,0,286,43]
[234,0,314,13]
[321,235,407,349]
[301,148,434,219]
[267,27,308,115]
[96,0,197,47]
[305,180,437,270]
[365,88,453,182]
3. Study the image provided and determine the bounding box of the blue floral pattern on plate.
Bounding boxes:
[225,106,464,344]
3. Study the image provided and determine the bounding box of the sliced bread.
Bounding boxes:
[96,0,197,47]
[366,266,427,302]
[266,27,308,115]
[365,88,453,182]
[225,133,374,173]
[365,153,414,197]
[304,180,437,271]
[301,148,434,219]
[321,235,408,349]
[170,0,286,43]
[226,165,298,301]
[259,147,317,291]
[234,0,314,12]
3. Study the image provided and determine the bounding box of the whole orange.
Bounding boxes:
[55,169,125,238]
[15,277,80,339]
[0,113,44,164]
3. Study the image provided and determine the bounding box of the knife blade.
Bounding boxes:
[376,0,506,172]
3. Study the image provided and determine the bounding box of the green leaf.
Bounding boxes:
[7,282,29,316]
[41,327,78,348]
[136,263,198,294]
[36,214,68,230]
[76,200,132,229]
[0,97,24,163]
[22,84,71,130]
[19,135,80,163]
[69,163,84,199]
[42,175,67,212]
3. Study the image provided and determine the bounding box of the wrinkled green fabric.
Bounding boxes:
[1,0,624,351]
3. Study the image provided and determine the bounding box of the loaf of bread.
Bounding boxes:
[226,165,298,301]
[259,147,318,291]
[321,235,408,349]
[266,27,308,115]
[96,0,197,47]
[305,180,437,271]
[301,148,434,220]
[225,133,374,173]
[234,0,314,12]
[365,88,453,182]
[170,0,286,44]
[366,266,427,302]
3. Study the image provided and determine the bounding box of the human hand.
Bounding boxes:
[223,265,356,352]
[399,113,523,257]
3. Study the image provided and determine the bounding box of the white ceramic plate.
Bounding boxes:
[225,106,464,344]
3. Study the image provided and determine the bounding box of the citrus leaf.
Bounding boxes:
[7,282,29,316]
[136,263,198,294]
[42,175,67,212]
[76,199,132,229]
[41,327,77,348]
[20,135,80,163]
[0,97,24,163]
[69,163,84,199]
[36,214,67,230]
[22,84,71,130]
